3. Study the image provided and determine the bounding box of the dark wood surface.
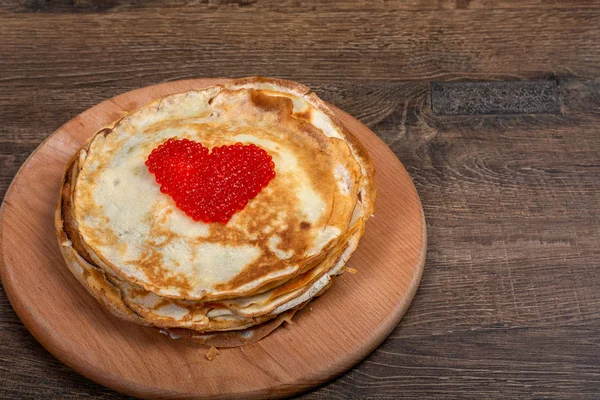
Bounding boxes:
[1,1,599,398]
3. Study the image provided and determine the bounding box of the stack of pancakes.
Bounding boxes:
[56,77,376,347]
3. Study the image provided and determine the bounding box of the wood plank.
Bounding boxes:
[1,7,599,84]
[3,0,600,13]
[308,327,600,399]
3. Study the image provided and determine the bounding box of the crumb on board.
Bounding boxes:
[206,346,221,361]
[342,266,358,274]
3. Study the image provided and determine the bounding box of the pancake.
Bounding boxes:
[56,77,376,346]
[72,81,365,301]
[59,154,366,331]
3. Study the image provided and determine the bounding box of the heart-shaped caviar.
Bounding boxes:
[145,138,276,223]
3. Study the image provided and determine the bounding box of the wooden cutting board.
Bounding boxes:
[0,79,426,399]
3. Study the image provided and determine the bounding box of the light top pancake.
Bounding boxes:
[72,79,366,300]
[60,151,367,332]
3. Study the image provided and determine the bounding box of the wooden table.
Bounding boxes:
[1,1,599,398]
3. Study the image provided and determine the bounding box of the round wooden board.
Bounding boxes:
[0,79,426,399]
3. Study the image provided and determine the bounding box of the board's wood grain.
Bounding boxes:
[0,79,425,399]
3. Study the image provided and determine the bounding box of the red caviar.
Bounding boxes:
[145,138,276,223]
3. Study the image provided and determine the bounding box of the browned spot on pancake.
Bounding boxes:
[248,90,293,115]
[284,116,330,153]
[300,222,310,230]
[128,247,192,293]
[99,128,112,137]
[141,120,218,142]
[127,284,150,300]
[294,109,312,122]
[79,222,121,252]
[276,224,310,256]
[213,251,287,292]
[87,265,108,285]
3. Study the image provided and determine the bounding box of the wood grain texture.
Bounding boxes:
[0,79,425,399]
[1,1,600,86]
[1,0,600,398]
